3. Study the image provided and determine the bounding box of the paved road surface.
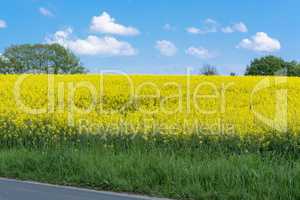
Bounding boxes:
[0,178,170,200]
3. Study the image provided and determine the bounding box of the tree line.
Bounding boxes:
[0,44,86,74]
[1,43,300,76]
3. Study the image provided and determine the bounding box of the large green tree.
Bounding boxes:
[245,56,286,75]
[245,56,300,76]
[0,44,86,74]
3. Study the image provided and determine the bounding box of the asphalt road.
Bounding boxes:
[0,178,170,200]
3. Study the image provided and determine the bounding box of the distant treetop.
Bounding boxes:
[200,64,218,75]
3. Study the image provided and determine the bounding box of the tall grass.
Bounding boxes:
[0,130,300,200]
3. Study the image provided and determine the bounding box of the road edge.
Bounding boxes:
[0,177,173,200]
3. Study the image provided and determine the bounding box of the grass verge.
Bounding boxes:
[0,134,300,200]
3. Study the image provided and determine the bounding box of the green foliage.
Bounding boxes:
[245,55,300,76]
[0,44,86,74]
[0,54,12,74]
[0,136,300,200]
[286,61,300,76]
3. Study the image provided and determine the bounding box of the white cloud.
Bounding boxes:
[188,20,248,35]
[187,18,218,35]
[185,46,215,59]
[186,27,202,34]
[205,18,218,25]
[46,27,73,45]
[155,40,177,56]
[237,32,281,52]
[0,20,7,29]
[233,22,248,33]
[221,26,234,33]
[90,12,140,36]
[163,24,175,31]
[222,22,248,33]
[39,7,54,17]
[46,28,137,56]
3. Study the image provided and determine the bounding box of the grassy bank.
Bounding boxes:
[0,133,300,200]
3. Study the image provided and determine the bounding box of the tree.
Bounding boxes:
[245,56,300,76]
[245,56,286,76]
[47,44,86,74]
[200,64,218,75]
[0,55,12,74]
[286,61,300,76]
[0,44,86,74]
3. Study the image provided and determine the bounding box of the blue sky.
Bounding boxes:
[1,0,300,74]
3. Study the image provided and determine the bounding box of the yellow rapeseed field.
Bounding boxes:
[0,74,300,141]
